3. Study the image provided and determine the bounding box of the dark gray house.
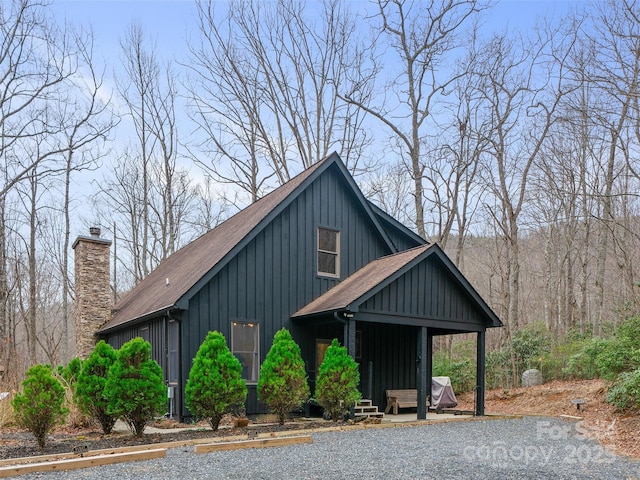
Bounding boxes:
[96,152,502,419]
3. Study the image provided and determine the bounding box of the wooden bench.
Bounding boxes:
[384,389,430,415]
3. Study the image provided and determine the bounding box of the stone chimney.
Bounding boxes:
[72,227,112,359]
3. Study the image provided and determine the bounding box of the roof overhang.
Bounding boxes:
[98,305,183,335]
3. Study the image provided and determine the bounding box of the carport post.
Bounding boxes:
[476,330,486,416]
[344,318,357,419]
[416,327,430,420]
[344,318,356,358]
[427,331,432,410]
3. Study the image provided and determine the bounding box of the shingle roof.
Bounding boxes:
[100,154,333,333]
[292,244,432,317]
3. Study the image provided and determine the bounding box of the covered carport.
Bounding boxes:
[292,244,503,418]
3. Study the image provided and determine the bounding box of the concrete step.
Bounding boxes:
[354,406,379,413]
[354,399,384,419]
[354,411,384,418]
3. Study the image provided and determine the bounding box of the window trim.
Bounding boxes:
[317,226,340,278]
[167,319,179,386]
[231,320,260,385]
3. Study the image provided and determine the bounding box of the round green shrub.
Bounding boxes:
[606,368,640,412]
[12,364,69,449]
[105,337,166,437]
[258,328,310,425]
[485,348,512,389]
[76,340,118,434]
[511,322,550,374]
[185,331,247,430]
[315,339,360,421]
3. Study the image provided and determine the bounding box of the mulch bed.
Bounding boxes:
[0,419,334,461]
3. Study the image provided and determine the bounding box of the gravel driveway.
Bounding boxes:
[15,416,640,479]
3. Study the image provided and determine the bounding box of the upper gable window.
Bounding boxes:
[317,227,340,277]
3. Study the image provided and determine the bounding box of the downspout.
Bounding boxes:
[334,310,355,356]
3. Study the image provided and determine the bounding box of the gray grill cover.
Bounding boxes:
[431,376,458,408]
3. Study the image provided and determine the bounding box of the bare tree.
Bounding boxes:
[187,175,228,236]
[116,22,154,281]
[50,31,114,362]
[186,0,375,203]
[102,23,194,286]
[587,0,640,335]
[0,0,91,368]
[426,27,489,260]
[342,0,480,239]
[364,162,414,228]
[473,23,576,342]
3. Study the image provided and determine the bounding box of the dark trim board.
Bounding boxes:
[354,311,485,332]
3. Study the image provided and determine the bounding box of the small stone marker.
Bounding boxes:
[521,369,543,387]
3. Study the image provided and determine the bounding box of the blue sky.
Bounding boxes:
[50,0,586,67]
[48,0,588,201]
[48,0,589,220]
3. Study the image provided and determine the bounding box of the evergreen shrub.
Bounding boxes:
[606,368,640,412]
[76,340,118,433]
[185,331,247,430]
[511,321,549,374]
[105,337,166,437]
[12,364,68,449]
[258,328,310,425]
[57,357,83,385]
[315,339,360,421]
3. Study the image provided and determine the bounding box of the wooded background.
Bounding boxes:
[1,0,639,386]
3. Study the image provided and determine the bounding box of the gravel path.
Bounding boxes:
[14,416,640,479]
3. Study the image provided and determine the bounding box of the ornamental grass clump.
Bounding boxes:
[56,357,94,429]
[12,364,69,449]
[185,331,247,430]
[76,340,118,434]
[105,338,166,437]
[258,328,310,425]
[316,339,361,421]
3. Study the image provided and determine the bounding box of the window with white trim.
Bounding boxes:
[231,321,260,383]
[167,320,179,385]
[317,227,340,277]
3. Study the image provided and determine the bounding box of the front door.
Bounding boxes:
[315,339,331,377]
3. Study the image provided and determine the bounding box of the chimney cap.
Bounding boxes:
[72,227,112,249]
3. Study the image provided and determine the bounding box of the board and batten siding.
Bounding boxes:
[359,255,485,331]
[373,215,424,253]
[356,322,418,410]
[183,165,392,414]
[105,317,167,372]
